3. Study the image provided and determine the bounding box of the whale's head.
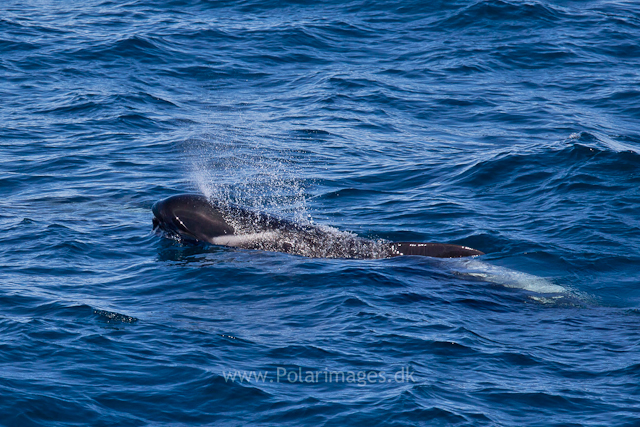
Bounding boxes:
[152,194,234,243]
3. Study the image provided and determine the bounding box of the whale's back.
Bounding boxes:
[152,194,484,259]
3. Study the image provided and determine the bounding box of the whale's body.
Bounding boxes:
[152,194,484,259]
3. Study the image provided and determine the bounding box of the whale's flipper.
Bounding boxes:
[391,242,484,258]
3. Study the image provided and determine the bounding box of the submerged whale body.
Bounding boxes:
[152,194,484,259]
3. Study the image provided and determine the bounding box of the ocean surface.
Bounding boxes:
[2,0,640,425]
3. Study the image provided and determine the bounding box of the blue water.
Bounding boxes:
[2,0,640,425]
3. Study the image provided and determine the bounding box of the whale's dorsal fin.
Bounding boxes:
[392,242,484,258]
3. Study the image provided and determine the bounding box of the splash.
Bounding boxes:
[214,204,395,260]
[182,123,308,222]
[176,127,401,259]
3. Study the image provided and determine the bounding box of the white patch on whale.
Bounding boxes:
[209,232,280,247]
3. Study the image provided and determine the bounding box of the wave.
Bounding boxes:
[437,0,565,31]
[65,34,175,63]
[451,132,640,191]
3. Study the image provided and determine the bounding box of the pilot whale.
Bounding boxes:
[152,194,484,259]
